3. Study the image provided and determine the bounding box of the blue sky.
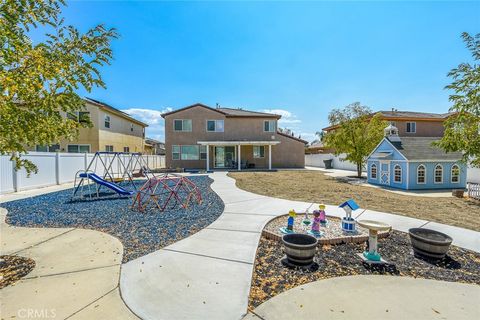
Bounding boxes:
[49,1,479,141]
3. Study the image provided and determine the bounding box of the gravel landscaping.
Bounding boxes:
[0,255,35,289]
[229,171,480,231]
[2,176,224,262]
[249,231,480,308]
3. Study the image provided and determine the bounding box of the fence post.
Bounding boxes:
[12,155,18,192]
[84,153,88,171]
[55,152,60,185]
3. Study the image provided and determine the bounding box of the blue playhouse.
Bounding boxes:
[367,125,467,190]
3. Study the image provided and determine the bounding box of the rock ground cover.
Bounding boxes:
[3,176,224,262]
[249,230,480,308]
[229,171,480,231]
[0,255,35,288]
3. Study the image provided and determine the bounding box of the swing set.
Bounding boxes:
[72,152,153,200]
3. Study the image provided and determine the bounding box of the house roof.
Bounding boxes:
[387,137,463,161]
[378,110,453,120]
[277,131,308,144]
[85,97,148,127]
[161,103,281,119]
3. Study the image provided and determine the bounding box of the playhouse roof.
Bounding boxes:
[387,137,464,161]
[339,199,360,211]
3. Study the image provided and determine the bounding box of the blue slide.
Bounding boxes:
[79,173,134,196]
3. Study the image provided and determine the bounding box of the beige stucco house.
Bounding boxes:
[162,103,306,170]
[31,98,148,153]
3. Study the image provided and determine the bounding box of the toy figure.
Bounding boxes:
[287,209,296,231]
[318,204,327,225]
[311,210,321,233]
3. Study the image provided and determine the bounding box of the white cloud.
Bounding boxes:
[122,107,172,141]
[261,109,302,125]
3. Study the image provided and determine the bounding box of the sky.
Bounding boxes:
[36,0,480,142]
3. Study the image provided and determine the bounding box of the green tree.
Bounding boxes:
[324,102,387,177]
[0,0,118,173]
[435,32,480,167]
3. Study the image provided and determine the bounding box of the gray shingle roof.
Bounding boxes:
[388,137,463,161]
[217,107,280,118]
[379,111,453,119]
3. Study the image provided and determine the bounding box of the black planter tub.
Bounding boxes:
[409,228,453,260]
[282,233,318,266]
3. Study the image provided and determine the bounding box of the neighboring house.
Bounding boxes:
[162,103,306,170]
[367,125,466,190]
[30,98,148,153]
[145,138,166,155]
[323,109,453,137]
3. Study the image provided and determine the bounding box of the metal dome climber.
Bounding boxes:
[131,173,202,212]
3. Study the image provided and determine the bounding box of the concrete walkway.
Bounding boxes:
[120,172,480,320]
[244,275,480,320]
[0,207,138,320]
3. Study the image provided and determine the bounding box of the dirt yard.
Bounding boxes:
[228,171,480,231]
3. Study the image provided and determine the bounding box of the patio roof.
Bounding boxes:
[197,140,281,146]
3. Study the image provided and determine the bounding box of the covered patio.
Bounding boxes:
[197,141,280,171]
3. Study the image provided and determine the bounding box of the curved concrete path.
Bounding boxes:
[120,172,480,320]
[244,275,480,320]
[0,207,138,319]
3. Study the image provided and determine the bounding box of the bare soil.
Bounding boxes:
[228,171,480,231]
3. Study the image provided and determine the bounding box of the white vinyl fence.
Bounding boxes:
[305,154,480,183]
[0,152,165,194]
[305,153,359,171]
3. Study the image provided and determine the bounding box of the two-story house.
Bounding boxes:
[322,109,453,137]
[31,98,148,153]
[162,103,306,170]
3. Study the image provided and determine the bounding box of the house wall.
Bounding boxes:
[272,134,305,168]
[407,161,467,190]
[164,105,304,169]
[387,120,445,137]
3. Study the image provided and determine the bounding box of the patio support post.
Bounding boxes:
[268,144,272,170]
[206,145,210,171]
[238,144,241,171]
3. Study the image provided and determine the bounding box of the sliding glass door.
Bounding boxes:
[214,146,236,168]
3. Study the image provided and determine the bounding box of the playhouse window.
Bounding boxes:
[417,165,426,184]
[451,164,460,183]
[394,165,402,183]
[434,164,443,183]
[370,164,377,179]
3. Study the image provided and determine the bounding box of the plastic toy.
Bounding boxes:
[279,209,296,234]
[318,204,327,225]
[339,199,359,232]
[308,210,322,238]
[302,210,311,230]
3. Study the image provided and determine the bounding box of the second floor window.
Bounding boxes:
[67,111,90,124]
[174,119,192,132]
[131,124,134,132]
[105,115,111,128]
[36,144,60,152]
[206,120,224,132]
[264,120,276,132]
[105,145,114,152]
[406,122,416,133]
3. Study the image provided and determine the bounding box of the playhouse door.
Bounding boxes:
[380,162,390,185]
